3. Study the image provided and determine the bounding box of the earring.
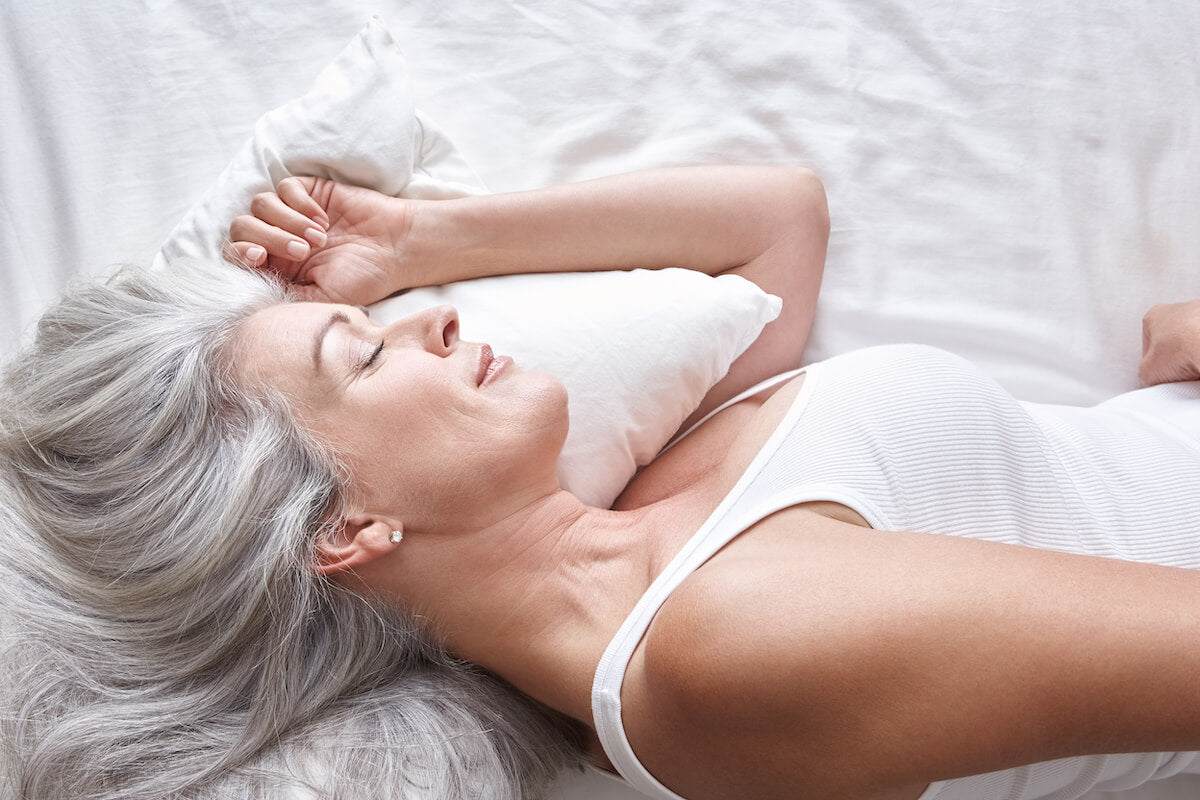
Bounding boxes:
[389,530,403,544]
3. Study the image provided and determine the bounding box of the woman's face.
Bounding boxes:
[235,302,569,532]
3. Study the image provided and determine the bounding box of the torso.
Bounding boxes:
[617,371,868,514]
[614,369,869,563]
[587,346,1200,799]
[616,372,794,512]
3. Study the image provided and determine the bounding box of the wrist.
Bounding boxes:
[394,196,478,289]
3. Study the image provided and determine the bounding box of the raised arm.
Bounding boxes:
[229,166,829,415]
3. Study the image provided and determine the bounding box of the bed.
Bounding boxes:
[2,2,1199,799]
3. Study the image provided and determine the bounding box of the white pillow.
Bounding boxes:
[154,17,781,508]
[153,16,485,269]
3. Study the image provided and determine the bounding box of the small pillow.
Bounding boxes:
[153,16,485,269]
[154,17,781,508]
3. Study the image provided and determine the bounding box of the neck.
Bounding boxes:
[361,489,683,722]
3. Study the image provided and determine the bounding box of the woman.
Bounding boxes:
[3,166,1200,800]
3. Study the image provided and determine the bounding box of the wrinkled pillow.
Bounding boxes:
[154,16,781,508]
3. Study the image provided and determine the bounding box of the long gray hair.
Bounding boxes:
[0,260,580,799]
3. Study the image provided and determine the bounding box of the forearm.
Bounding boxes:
[403,165,822,287]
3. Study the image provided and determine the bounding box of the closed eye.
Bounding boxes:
[361,340,385,371]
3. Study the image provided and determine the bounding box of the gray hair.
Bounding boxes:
[0,260,580,799]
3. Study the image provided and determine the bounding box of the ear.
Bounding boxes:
[311,515,403,577]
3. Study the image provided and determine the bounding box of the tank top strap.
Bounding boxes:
[591,365,818,799]
[658,367,806,456]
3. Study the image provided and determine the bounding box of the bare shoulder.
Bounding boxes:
[617,505,1200,799]
[632,506,862,726]
[618,508,926,800]
[618,561,797,798]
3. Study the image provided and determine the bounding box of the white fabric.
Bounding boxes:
[5,2,1200,798]
[592,345,1200,800]
[156,18,783,509]
[151,18,477,270]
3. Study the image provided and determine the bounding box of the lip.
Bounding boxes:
[476,344,512,388]
[475,344,493,386]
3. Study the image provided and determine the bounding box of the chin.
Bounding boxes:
[513,369,571,455]
[511,366,568,406]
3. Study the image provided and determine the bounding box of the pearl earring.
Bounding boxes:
[389,530,403,544]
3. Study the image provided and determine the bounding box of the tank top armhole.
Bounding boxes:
[917,780,950,800]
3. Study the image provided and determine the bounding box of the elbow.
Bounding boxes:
[788,166,831,244]
[772,165,830,301]
[762,166,830,278]
[809,170,831,243]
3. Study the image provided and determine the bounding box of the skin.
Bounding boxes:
[1141,299,1200,385]
[236,301,569,549]
[230,167,1200,800]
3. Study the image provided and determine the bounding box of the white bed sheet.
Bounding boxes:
[3,2,1199,799]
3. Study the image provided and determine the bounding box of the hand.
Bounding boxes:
[228,177,415,305]
[1139,300,1200,385]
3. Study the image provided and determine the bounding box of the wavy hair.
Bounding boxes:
[0,260,579,799]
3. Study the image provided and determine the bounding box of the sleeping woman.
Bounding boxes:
[2,166,1200,800]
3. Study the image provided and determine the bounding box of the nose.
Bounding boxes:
[390,304,459,354]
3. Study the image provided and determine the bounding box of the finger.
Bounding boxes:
[223,240,268,268]
[1139,345,1166,386]
[248,193,328,249]
[229,214,313,263]
[1139,339,1199,386]
[1141,305,1168,357]
[277,176,331,229]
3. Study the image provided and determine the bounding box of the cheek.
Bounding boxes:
[364,408,498,506]
[319,403,424,505]
[338,371,570,509]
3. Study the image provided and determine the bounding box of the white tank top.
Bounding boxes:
[591,344,1200,800]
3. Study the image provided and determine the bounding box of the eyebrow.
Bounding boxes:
[311,310,351,373]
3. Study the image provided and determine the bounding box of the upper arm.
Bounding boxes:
[621,512,1200,800]
[625,543,912,800]
[682,168,830,429]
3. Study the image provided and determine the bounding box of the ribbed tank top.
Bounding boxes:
[591,344,1200,800]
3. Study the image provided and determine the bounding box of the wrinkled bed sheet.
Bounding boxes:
[3,2,1199,799]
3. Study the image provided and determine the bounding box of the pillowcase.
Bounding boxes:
[154,16,781,508]
[152,16,485,270]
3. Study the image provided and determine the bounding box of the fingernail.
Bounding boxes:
[287,240,309,259]
[315,215,331,230]
[246,245,265,263]
[304,227,327,247]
